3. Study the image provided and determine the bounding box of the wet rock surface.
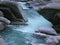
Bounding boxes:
[45,36,60,45]
[42,2,60,9]
[0,11,11,30]
[34,27,60,45]
[0,36,7,45]
[35,27,58,35]
[27,0,52,10]
[0,22,5,30]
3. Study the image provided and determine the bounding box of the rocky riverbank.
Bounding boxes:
[0,11,11,30]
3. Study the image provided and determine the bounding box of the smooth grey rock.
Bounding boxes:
[0,22,5,30]
[45,36,59,45]
[35,27,58,35]
[52,0,60,3]
[52,36,60,41]
[0,17,11,30]
[0,36,7,45]
[34,33,51,38]
[0,11,10,24]
[34,33,60,45]
[0,17,11,24]
[27,0,52,10]
[43,2,60,9]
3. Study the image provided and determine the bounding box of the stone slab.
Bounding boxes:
[0,36,7,45]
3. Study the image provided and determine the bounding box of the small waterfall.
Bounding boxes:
[12,9,53,33]
[0,3,53,45]
[0,9,53,45]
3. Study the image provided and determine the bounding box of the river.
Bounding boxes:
[0,2,53,45]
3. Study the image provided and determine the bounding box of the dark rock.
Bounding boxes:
[0,1,28,24]
[0,11,4,17]
[38,7,60,28]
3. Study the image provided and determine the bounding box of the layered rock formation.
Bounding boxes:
[45,36,60,45]
[0,11,11,30]
[27,0,52,10]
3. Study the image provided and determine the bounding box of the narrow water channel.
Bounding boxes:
[0,3,53,45]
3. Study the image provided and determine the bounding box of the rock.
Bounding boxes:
[0,22,5,30]
[0,11,11,24]
[0,11,4,17]
[42,2,60,9]
[54,36,60,40]
[0,36,7,45]
[27,0,51,10]
[0,17,11,30]
[0,17,11,25]
[45,36,59,45]
[0,11,11,30]
[56,13,60,18]
[34,29,60,45]
[35,27,58,35]
[52,13,60,26]
[34,33,52,38]
[52,0,60,3]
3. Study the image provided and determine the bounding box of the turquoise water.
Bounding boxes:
[0,9,53,45]
[0,29,45,45]
[12,9,53,33]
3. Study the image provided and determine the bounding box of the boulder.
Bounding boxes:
[0,11,11,30]
[35,27,58,35]
[42,2,60,9]
[52,0,60,3]
[0,22,5,30]
[0,11,11,24]
[27,0,52,10]
[0,17,11,25]
[0,1,28,24]
[45,36,59,45]
[0,17,11,30]
[0,35,7,45]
